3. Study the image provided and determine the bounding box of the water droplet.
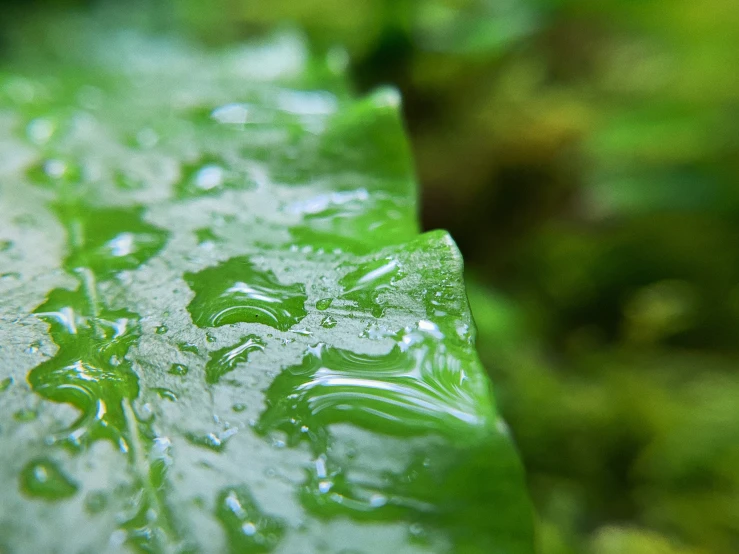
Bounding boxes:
[54,206,168,278]
[195,164,225,191]
[258,340,485,443]
[176,158,249,198]
[0,377,13,392]
[205,335,265,384]
[168,363,189,376]
[20,458,78,500]
[315,298,333,311]
[155,325,168,335]
[340,257,404,318]
[25,340,42,354]
[320,316,337,329]
[206,333,217,343]
[241,522,257,536]
[185,430,236,452]
[14,408,38,422]
[153,388,178,402]
[177,342,200,355]
[29,288,143,448]
[186,257,307,331]
[27,158,81,188]
[216,487,285,552]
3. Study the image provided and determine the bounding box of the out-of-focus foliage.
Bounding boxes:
[3,0,738,553]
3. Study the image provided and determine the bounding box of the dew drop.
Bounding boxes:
[155,325,168,335]
[195,165,225,191]
[14,408,38,422]
[216,487,285,552]
[186,431,231,452]
[205,335,265,384]
[186,256,307,331]
[20,458,78,500]
[241,522,257,536]
[340,257,404,318]
[25,340,42,354]
[315,298,333,311]
[177,342,200,355]
[168,363,189,377]
[320,316,337,329]
[258,340,485,443]
[153,388,178,402]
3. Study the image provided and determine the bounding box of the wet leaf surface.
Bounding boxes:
[0,11,533,554]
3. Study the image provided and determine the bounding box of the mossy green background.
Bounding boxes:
[3,1,738,553]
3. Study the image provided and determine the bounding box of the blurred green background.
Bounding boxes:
[3,1,738,553]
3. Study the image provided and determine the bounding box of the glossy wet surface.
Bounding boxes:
[0,10,532,554]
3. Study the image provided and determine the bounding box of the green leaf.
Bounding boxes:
[0,11,533,554]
